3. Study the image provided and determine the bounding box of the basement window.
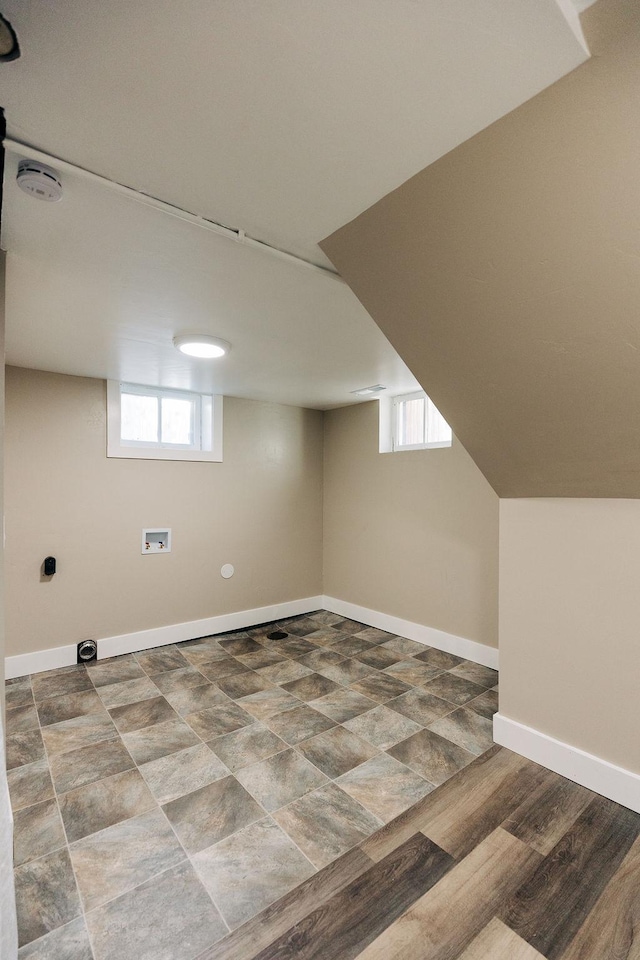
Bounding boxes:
[379,390,452,452]
[107,381,222,461]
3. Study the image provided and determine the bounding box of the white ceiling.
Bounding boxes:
[0,0,589,408]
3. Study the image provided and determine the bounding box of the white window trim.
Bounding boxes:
[378,391,452,453]
[107,380,223,462]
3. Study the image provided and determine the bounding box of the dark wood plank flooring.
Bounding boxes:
[197,746,640,960]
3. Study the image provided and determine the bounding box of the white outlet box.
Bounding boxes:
[142,528,172,554]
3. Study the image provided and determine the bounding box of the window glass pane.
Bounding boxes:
[425,400,452,444]
[161,397,194,445]
[121,393,158,442]
[398,397,425,446]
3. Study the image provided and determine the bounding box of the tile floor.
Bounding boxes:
[5,610,498,959]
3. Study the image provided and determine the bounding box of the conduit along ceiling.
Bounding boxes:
[0,0,589,407]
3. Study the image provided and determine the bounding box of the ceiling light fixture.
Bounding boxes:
[0,14,20,62]
[351,384,386,396]
[173,335,230,359]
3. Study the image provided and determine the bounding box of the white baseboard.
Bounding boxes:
[5,594,497,680]
[493,713,640,814]
[321,596,498,669]
[4,596,324,679]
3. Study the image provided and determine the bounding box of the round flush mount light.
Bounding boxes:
[173,335,230,359]
[17,160,63,202]
[0,14,20,62]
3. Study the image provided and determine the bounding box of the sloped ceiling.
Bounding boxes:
[322,0,640,497]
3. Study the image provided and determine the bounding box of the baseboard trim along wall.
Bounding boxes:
[493,713,640,815]
[322,596,499,669]
[5,594,498,678]
[5,596,325,680]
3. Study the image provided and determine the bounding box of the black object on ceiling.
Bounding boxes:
[0,13,20,62]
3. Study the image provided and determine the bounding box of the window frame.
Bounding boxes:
[107,380,223,462]
[379,390,452,453]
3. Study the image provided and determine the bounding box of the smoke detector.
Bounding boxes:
[17,160,63,202]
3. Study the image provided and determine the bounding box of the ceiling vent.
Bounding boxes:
[17,159,63,202]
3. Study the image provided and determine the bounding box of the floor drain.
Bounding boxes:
[267,630,288,640]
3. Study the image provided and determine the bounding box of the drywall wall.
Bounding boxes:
[321,0,640,498]
[5,367,323,657]
[323,401,499,648]
[499,498,640,775]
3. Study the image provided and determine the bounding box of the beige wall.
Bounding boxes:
[323,401,499,648]
[500,498,640,775]
[5,367,323,657]
[321,0,640,499]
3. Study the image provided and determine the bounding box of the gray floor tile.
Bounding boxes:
[344,704,423,750]
[85,860,227,960]
[48,739,134,794]
[281,672,341,702]
[31,667,92,703]
[193,817,315,929]
[388,728,475,785]
[17,916,93,960]
[301,628,347,648]
[256,659,314,685]
[219,636,264,656]
[297,726,378,779]
[122,717,200,765]
[236,649,287,670]
[273,637,319,658]
[185,701,255,739]
[309,611,343,626]
[60,768,156,843]
[285,617,323,637]
[15,848,81,948]
[41,712,117,758]
[162,776,264,855]
[196,657,248,682]
[330,635,375,657]
[421,672,487,705]
[380,636,429,657]
[236,748,328,811]
[163,682,228,717]
[86,656,147,688]
[215,671,274,700]
[36,689,104,728]
[179,644,229,667]
[6,704,40,734]
[7,730,46,770]
[264,704,336,745]
[96,677,160,709]
[274,782,382,868]
[428,706,495,756]
[355,647,404,670]
[447,661,499,689]
[350,672,412,703]
[387,687,455,726]
[6,678,35,710]
[466,688,499,720]
[337,753,435,823]
[70,808,185,911]
[331,618,367,634]
[139,743,229,803]
[353,627,394,645]
[237,687,301,720]
[207,722,287,773]
[109,694,179,733]
[145,667,206,695]
[414,647,463,670]
[297,648,345,671]
[13,798,66,866]
[8,758,55,812]
[134,645,188,675]
[316,658,375,686]
[312,688,378,723]
[382,658,443,686]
